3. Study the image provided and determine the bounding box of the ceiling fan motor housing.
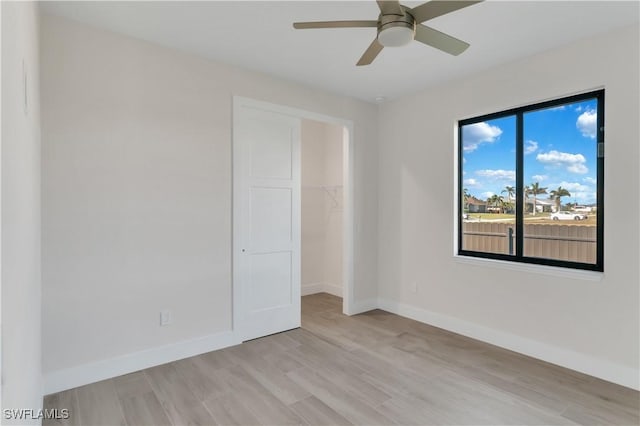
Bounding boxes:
[377,8,416,47]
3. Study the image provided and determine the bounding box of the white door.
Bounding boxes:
[233,98,301,342]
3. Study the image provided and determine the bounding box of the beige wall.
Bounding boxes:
[301,120,343,297]
[323,123,344,292]
[377,24,639,388]
[40,14,378,391]
[38,10,638,393]
[1,1,43,421]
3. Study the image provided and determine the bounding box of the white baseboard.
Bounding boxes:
[302,282,342,297]
[378,298,639,390]
[323,282,342,298]
[44,299,637,394]
[347,298,379,315]
[302,282,325,296]
[43,330,239,395]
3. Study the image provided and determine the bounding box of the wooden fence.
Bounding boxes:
[462,222,596,264]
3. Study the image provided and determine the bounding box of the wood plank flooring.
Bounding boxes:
[44,293,639,425]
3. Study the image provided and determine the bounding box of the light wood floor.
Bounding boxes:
[44,293,639,425]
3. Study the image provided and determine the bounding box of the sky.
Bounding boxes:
[462,98,598,205]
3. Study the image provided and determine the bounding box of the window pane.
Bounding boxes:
[461,116,517,255]
[522,99,598,264]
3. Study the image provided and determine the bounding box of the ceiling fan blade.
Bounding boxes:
[377,0,404,15]
[293,20,378,29]
[415,24,470,56]
[356,39,384,66]
[410,1,483,24]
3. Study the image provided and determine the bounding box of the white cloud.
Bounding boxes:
[463,178,479,187]
[524,140,538,155]
[548,182,596,204]
[532,174,548,182]
[480,191,495,199]
[575,105,583,112]
[583,176,597,185]
[576,110,597,139]
[572,191,597,204]
[549,105,566,111]
[476,169,515,181]
[536,150,589,174]
[567,163,589,174]
[554,181,589,192]
[463,122,503,152]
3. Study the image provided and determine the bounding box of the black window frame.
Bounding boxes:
[458,90,604,272]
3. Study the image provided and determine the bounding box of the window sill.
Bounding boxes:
[453,255,604,282]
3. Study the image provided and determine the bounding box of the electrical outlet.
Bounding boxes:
[160,310,172,326]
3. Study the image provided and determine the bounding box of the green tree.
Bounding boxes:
[501,185,515,213]
[488,194,505,213]
[463,188,470,212]
[528,182,547,216]
[503,201,515,214]
[501,185,515,203]
[549,186,571,212]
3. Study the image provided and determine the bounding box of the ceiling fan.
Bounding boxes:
[293,0,483,66]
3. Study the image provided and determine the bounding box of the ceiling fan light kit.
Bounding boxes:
[377,13,416,47]
[293,0,483,66]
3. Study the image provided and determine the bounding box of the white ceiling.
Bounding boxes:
[40,1,639,103]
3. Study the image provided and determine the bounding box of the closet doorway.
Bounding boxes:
[301,120,345,302]
[233,97,354,343]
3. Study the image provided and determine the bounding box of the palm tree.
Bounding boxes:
[528,182,547,216]
[501,185,515,213]
[549,186,571,212]
[463,188,470,212]
[501,185,515,202]
[488,194,505,213]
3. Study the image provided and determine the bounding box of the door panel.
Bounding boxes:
[249,251,292,311]
[234,99,301,342]
[249,112,294,180]
[250,187,292,248]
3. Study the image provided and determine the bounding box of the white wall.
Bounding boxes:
[1,1,43,423]
[322,123,344,293]
[301,120,343,297]
[38,9,638,394]
[40,14,378,393]
[377,24,639,389]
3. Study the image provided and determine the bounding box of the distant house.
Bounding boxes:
[467,196,487,213]
[526,197,555,213]
[572,205,593,213]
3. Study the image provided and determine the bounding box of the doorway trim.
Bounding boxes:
[232,96,355,336]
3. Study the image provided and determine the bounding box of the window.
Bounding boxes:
[458,90,604,271]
